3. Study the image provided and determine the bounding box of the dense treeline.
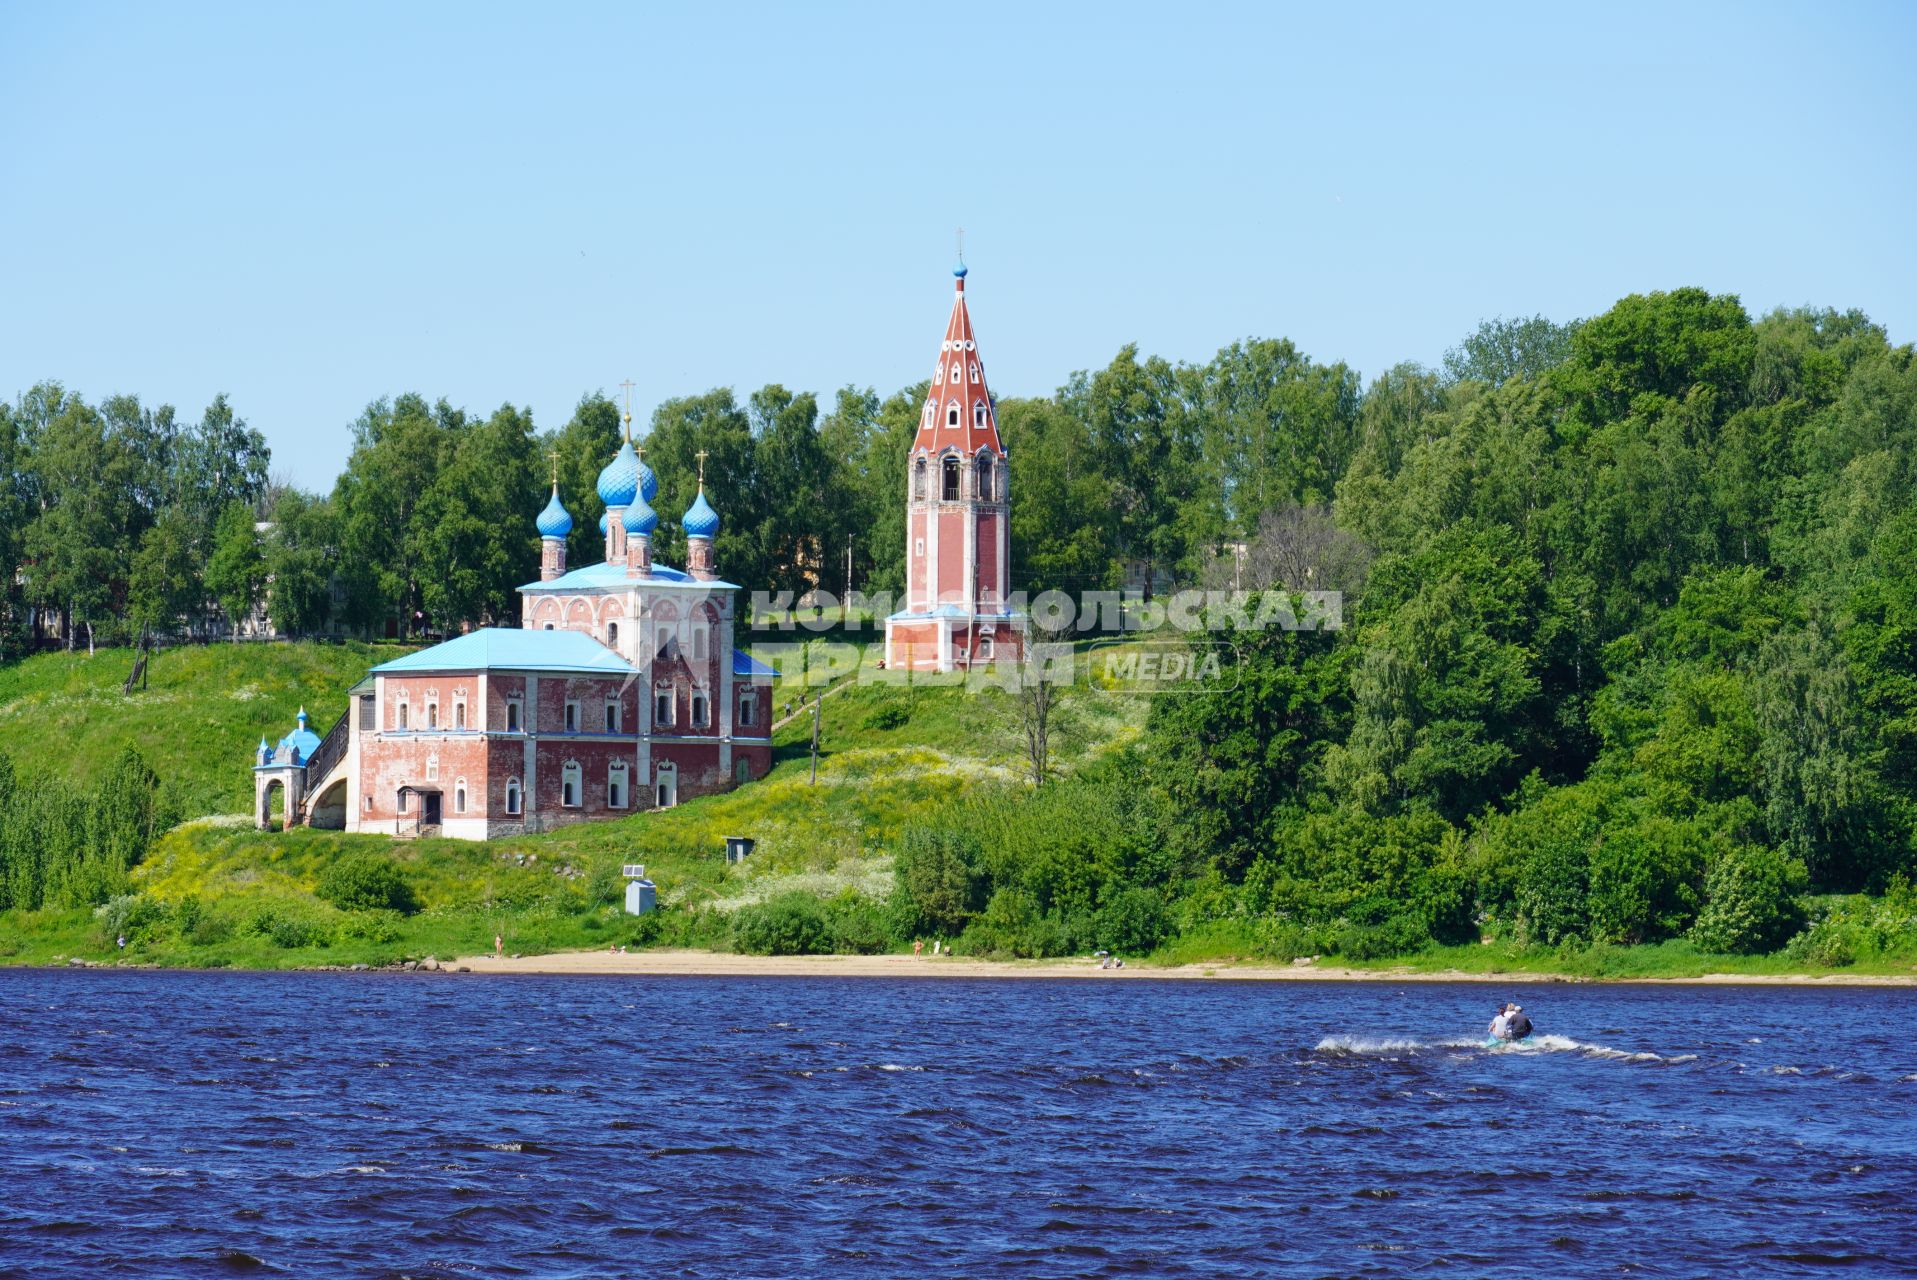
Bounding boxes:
[882,291,1917,963]
[0,747,175,912]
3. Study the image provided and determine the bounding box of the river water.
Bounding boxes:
[1,971,1912,1277]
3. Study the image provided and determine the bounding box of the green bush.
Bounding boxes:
[732,893,832,956]
[1331,913,1429,960]
[1689,845,1806,954]
[336,909,402,944]
[95,893,169,940]
[890,825,986,938]
[823,893,893,954]
[861,704,910,732]
[316,855,420,915]
[243,903,332,949]
[1095,887,1172,955]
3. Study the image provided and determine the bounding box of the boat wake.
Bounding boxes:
[1313,1034,1690,1064]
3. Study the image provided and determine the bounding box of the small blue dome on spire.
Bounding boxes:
[683,488,720,539]
[596,440,641,507]
[954,262,968,279]
[536,486,573,538]
[622,494,658,537]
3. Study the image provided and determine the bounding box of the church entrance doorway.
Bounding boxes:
[423,792,442,826]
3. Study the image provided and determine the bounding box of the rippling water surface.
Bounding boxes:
[1,971,1913,1277]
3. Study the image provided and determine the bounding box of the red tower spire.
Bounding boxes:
[915,263,1006,457]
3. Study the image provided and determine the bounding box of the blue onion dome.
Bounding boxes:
[535,486,573,538]
[682,488,720,539]
[596,439,641,507]
[954,262,968,279]
[637,454,659,504]
[598,510,609,536]
[622,493,658,537]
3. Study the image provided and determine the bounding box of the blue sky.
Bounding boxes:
[3,1,1913,486]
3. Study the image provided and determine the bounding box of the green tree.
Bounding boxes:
[204,501,266,638]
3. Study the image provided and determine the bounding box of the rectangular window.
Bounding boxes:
[655,692,673,726]
[691,693,708,728]
[359,695,376,731]
[505,700,522,733]
[397,704,410,730]
[739,695,755,727]
[565,701,580,733]
[604,702,619,734]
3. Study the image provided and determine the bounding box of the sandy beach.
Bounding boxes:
[452,948,1917,985]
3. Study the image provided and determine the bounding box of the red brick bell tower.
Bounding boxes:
[884,261,1022,672]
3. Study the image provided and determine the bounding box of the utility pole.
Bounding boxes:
[808,693,822,785]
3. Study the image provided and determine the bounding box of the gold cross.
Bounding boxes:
[546,448,561,487]
[695,448,708,485]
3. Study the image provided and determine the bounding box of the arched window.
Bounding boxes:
[561,761,582,808]
[970,362,979,381]
[607,622,619,647]
[454,700,466,731]
[397,703,409,730]
[565,700,580,733]
[454,779,468,813]
[505,699,522,732]
[397,788,410,814]
[608,761,628,809]
[655,691,674,726]
[946,402,959,428]
[426,701,438,729]
[739,692,756,727]
[505,777,522,815]
[976,455,993,501]
[691,691,708,727]
[543,622,555,631]
[913,458,927,500]
[942,456,960,501]
[426,753,439,782]
[973,401,987,429]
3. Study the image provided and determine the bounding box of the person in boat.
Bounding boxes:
[1503,1004,1533,1041]
[1488,1004,1511,1040]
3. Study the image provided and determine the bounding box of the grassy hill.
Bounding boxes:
[0,638,1149,968]
[0,640,409,818]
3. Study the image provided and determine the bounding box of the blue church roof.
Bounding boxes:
[277,708,323,762]
[536,487,573,538]
[683,488,721,539]
[733,649,778,678]
[372,628,635,676]
[517,560,739,592]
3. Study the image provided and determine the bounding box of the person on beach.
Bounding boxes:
[495,933,503,959]
[913,939,923,958]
